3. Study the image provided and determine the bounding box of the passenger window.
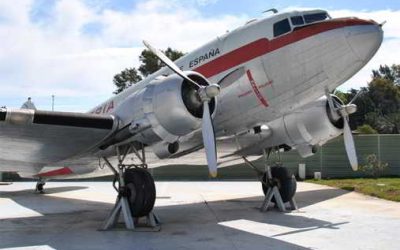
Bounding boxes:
[291,16,304,26]
[273,19,291,37]
[304,13,328,24]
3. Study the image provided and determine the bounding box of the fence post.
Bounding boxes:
[319,144,323,178]
[377,134,381,163]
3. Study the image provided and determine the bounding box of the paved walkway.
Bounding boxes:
[0,181,399,250]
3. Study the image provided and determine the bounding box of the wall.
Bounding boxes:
[152,135,400,180]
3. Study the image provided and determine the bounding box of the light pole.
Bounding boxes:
[52,95,54,111]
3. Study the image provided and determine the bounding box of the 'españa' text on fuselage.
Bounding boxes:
[189,48,220,68]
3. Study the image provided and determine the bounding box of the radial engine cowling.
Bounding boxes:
[114,72,216,157]
[262,96,344,157]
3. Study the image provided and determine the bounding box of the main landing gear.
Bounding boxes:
[243,149,298,212]
[35,179,46,194]
[100,144,160,231]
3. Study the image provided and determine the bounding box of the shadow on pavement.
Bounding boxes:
[0,183,349,250]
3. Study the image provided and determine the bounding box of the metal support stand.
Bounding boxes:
[242,148,298,213]
[35,179,46,194]
[261,185,286,212]
[260,182,298,212]
[100,144,160,231]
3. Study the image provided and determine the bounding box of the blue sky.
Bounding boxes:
[79,0,400,13]
[75,0,400,14]
[0,0,399,111]
[197,0,400,16]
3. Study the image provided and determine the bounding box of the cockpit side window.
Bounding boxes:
[304,12,329,24]
[291,16,305,26]
[273,18,291,37]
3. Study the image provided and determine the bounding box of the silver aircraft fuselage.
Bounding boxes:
[6,9,384,179]
[94,11,382,135]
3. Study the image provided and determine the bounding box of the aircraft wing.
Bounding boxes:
[0,108,117,172]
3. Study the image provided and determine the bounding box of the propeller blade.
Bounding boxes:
[349,89,364,105]
[324,87,336,112]
[201,101,218,177]
[142,40,200,88]
[325,87,359,171]
[343,117,358,171]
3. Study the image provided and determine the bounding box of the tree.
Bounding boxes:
[138,47,184,77]
[356,124,377,134]
[383,112,400,134]
[347,88,373,129]
[344,64,400,134]
[368,77,400,115]
[372,64,400,84]
[113,68,143,94]
[113,48,184,94]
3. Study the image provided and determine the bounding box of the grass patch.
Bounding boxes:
[306,178,400,202]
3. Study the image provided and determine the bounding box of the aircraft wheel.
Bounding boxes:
[36,182,45,193]
[124,168,156,217]
[262,166,297,203]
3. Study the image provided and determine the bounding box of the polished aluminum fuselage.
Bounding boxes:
[94,15,382,138]
[5,10,384,178]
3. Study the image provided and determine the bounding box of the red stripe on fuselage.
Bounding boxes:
[37,167,73,177]
[194,18,375,78]
[246,70,269,107]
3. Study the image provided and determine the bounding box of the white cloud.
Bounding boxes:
[194,0,219,6]
[0,1,398,111]
[0,0,247,111]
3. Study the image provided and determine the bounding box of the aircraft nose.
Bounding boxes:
[346,21,383,62]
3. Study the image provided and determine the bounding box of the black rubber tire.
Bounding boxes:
[124,168,156,218]
[262,166,297,203]
[36,183,45,192]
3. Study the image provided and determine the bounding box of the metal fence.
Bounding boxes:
[152,134,400,180]
[276,134,400,178]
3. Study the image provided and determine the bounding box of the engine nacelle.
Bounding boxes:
[113,71,215,147]
[151,141,180,159]
[258,96,343,157]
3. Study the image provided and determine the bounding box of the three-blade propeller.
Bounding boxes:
[325,88,360,171]
[143,41,220,177]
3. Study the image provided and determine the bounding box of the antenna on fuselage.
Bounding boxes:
[262,8,278,14]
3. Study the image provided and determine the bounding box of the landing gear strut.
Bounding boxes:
[243,149,298,212]
[100,144,160,231]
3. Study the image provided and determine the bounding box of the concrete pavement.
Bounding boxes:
[0,181,399,250]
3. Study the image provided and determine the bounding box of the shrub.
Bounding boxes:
[358,154,388,178]
[356,124,378,134]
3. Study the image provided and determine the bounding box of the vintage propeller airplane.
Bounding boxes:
[0,9,383,228]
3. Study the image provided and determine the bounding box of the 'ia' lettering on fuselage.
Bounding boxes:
[189,48,220,68]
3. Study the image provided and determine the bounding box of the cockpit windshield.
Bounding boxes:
[273,11,331,38]
[273,19,291,37]
[304,12,330,24]
[290,16,304,26]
